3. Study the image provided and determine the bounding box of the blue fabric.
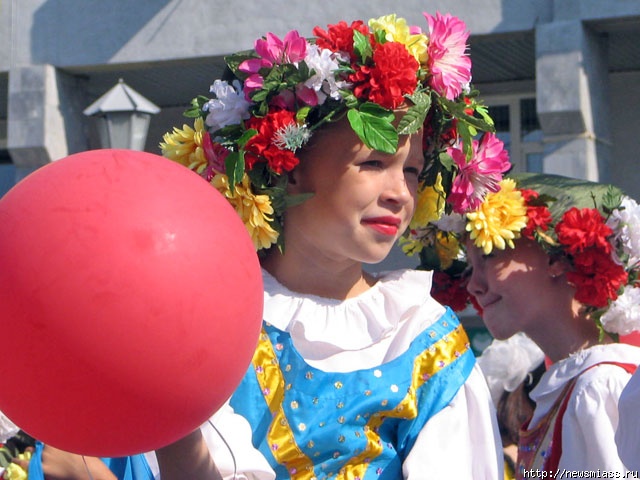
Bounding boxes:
[230,307,476,479]
[28,442,154,480]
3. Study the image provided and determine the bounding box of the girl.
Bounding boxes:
[428,173,640,477]
[155,11,507,479]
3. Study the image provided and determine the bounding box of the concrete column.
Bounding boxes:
[535,20,611,181]
[7,64,90,168]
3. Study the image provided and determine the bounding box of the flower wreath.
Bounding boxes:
[160,12,511,252]
[415,172,640,338]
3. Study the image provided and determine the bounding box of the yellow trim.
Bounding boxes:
[339,324,470,479]
[252,328,316,479]
[252,324,469,479]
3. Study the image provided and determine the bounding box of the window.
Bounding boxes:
[485,96,543,173]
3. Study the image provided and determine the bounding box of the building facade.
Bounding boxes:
[1,0,638,350]
[1,0,639,195]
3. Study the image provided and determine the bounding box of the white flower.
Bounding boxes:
[204,79,251,132]
[273,123,311,151]
[303,45,350,105]
[608,196,640,267]
[600,284,640,335]
[477,333,545,405]
[434,212,467,233]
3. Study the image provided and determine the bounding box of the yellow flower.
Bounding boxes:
[434,231,460,270]
[466,178,528,254]
[3,450,31,480]
[410,174,445,230]
[159,117,208,172]
[400,236,422,256]
[212,173,279,250]
[369,14,428,64]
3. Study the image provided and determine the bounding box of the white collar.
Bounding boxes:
[261,268,445,352]
[531,343,640,400]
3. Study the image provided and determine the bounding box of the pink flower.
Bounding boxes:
[239,31,308,98]
[424,12,472,100]
[256,31,307,65]
[447,133,510,213]
[201,136,229,181]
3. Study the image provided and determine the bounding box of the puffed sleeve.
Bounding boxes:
[616,369,640,470]
[199,401,275,480]
[402,365,504,479]
[559,365,632,472]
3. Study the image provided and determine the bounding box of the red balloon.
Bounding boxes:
[0,149,263,456]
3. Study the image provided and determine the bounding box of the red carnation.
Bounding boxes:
[521,189,553,239]
[313,20,370,56]
[567,248,628,308]
[555,207,613,255]
[349,42,419,109]
[245,109,300,174]
[431,271,472,313]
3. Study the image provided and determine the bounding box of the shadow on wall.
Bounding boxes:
[30,0,173,65]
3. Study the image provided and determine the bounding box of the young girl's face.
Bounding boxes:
[286,120,424,266]
[465,238,558,340]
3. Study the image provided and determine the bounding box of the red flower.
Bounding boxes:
[567,248,628,308]
[245,109,300,174]
[349,42,419,109]
[431,271,471,313]
[555,207,613,255]
[313,20,371,56]
[521,189,553,239]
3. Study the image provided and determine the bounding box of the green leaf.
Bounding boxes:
[439,97,494,133]
[237,128,257,148]
[602,185,623,213]
[225,151,245,192]
[512,172,624,221]
[225,50,260,79]
[353,30,373,63]
[397,91,432,135]
[183,95,210,118]
[438,151,455,171]
[347,106,398,154]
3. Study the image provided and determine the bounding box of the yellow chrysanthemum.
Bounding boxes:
[466,178,528,255]
[3,450,31,480]
[434,231,460,270]
[212,172,279,250]
[369,14,428,64]
[159,117,208,172]
[410,174,445,230]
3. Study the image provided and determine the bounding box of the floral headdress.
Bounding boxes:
[418,172,640,338]
[160,12,510,252]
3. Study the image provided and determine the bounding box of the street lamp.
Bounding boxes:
[83,79,160,150]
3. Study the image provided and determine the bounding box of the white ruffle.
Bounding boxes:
[0,410,19,443]
[262,268,446,371]
[531,343,640,399]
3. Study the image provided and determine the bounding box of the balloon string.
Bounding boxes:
[81,456,95,480]
[208,419,237,479]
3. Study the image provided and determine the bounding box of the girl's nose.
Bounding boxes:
[381,170,413,205]
[465,268,486,298]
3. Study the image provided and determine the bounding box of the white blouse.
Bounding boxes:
[151,268,503,479]
[528,343,640,472]
[616,367,640,470]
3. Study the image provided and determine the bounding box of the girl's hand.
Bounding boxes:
[155,429,222,480]
[39,445,117,480]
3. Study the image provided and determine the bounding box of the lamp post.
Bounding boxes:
[83,79,160,150]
